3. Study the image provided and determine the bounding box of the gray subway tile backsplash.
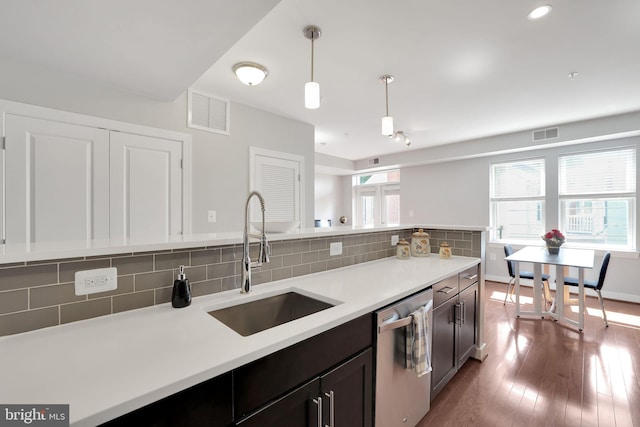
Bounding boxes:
[0,228,483,337]
[0,263,58,292]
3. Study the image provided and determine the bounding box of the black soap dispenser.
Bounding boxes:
[171,265,191,308]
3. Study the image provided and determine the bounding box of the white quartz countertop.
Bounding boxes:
[0,255,480,426]
[0,224,488,264]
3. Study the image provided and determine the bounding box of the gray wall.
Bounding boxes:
[400,136,640,302]
[0,57,315,233]
[314,173,347,225]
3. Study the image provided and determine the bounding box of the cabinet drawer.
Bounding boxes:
[433,275,458,308]
[459,265,479,292]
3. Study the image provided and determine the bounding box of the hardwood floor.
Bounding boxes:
[418,281,640,427]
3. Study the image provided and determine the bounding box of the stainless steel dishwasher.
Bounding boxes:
[375,287,433,427]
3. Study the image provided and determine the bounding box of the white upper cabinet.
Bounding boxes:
[110,131,183,241]
[2,104,191,246]
[4,114,110,244]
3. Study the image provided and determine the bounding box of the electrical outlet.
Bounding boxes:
[391,235,399,246]
[208,210,217,223]
[490,252,496,261]
[75,267,117,295]
[409,210,414,217]
[330,242,343,256]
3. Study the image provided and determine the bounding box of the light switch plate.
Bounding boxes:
[208,210,217,223]
[330,242,343,256]
[391,235,399,246]
[75,267,117,296]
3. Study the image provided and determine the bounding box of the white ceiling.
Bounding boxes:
[2,0,640,162]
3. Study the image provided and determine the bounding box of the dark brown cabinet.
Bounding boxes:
[237,349,373,427]
[100,372,233,427]
[431,265,479,399]
[234,314,374,426]
[320,349,373,427]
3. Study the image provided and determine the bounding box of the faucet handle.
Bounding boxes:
[259,235,270,264]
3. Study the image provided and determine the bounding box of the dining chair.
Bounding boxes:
[503,245,552,306]
[562,252,611,327]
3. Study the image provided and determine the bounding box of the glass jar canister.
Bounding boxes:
[411,229,431,257]
[439,241,452,259]
[396,239,411,259]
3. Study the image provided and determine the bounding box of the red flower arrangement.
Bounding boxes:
[542,229,565,247]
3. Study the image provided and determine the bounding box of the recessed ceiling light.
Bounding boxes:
[527,5,552,20]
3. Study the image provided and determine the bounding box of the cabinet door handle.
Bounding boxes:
[324,391,335,427]
[313,396,323,427]
[461,300,466,325]
[454,302,462,326]
[463,274,478,281]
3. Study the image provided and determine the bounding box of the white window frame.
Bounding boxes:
[558,147,636,250]
[353,170,400,227]
[249,146,305,226]
[490,158,546,244]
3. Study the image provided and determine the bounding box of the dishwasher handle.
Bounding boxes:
[378,300,433,333]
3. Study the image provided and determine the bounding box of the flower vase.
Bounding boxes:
[547,246,560,255]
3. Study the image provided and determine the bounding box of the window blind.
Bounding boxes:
[559,148,636,195]
[491,158,545,199]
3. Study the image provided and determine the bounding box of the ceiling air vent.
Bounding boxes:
[188,89,230,135]
[532,127,559,142]
[368,158,380,166]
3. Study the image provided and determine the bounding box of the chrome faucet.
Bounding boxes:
[241,191,270,293]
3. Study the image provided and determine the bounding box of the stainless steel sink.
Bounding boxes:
[207,291,335,336]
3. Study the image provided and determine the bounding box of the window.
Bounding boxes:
[559,148,636,249]
[353,170,400,227]
[250,147,304,225]
[490,158,545,242]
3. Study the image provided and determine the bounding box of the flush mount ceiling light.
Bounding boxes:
[303,25,322,109]
[233,62,268,86]
[379,75,394,136]
[527,5,552,20]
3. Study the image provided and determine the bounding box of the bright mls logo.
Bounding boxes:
[0,405,69,426]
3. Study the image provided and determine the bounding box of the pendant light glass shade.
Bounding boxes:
[305,81,320,109]
[233,62,268,86]
[304,26,322,109]
[382,116,394,137]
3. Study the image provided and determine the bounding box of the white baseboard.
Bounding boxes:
[484,275,640,304]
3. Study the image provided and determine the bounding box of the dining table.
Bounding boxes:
[505,246,595,331]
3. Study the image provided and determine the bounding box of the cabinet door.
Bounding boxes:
[101,372,233,427]
[457,283,478,366]
[321,349,373,427]
[431,298,457,399]
[235,378,321,427]
[110,131,183,241]
[4,114,109,244]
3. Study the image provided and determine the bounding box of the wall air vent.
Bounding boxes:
[368,158,380,166]
[188,89,230,135]
[532,127,559,142]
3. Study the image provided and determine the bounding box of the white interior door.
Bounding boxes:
[110,131,183,241]
[4,114,109,244]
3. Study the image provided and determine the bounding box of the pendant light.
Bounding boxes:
[303,26,322,109]
[379,75,394,136]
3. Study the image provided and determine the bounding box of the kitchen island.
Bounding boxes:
[0,255,481,426]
